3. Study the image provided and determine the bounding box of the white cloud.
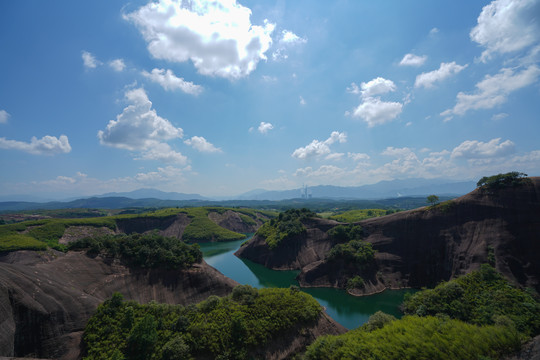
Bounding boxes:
[184,136,221,153]
[82,51,100,69]
[0,135,71,155]
[142,68,203,95]
[279,30,307,45]
[359,77,397,97]
[257,122,273,134]
[0,110,10,124]
[299,96,306,105]
[348,77,403,127]
[470,0,540,62]
[294,165,346,179]
[292,131,346,160]
[325,153,344,161]
[136,142,188,164]
[125,0,275,79]
[262,75,277,82]
[451,138,515,159]
[443,65,540,116]
[98,87,183,151]
[399,53,427,66]
[415,62,468,88]
[109,59,126,72]
[350,97,403,127]
[348,152,370,161]
[429,27,439,36]
[492,112,509,121]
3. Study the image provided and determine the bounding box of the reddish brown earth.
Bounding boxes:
[238,178,540,295]
[0,250,237,359]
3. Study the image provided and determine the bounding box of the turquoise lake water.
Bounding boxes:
[200,237,414,330]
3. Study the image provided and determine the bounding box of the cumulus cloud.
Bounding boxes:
[470,0,540,62]
[272,29,306,61]
[82,51,100,69]
[399,53,427,66]
[0,110,10,124]
[325,153,344,161]
[98,87,183,151]
[279,30,307,45]
[109,59,126,72]
[415,62,468,88]
[184,136,222,153]
[257,122,273,134]
[347,77,403,127]
[136,142,188,164]
[294,165,346,179]
[0,135,71,155]
[350,97,403,127]
[125,0,275,79]
[142,68,203,95]
[442,65,540,116]
[98,88,189,164]
[291,131,346,160]
[451,138,515,159]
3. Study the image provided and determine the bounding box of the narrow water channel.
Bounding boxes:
[200,237,414,330]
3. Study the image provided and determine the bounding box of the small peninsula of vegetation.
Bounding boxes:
[304,265,538,359]
[256,208,316,249]
[68,233,202,270]
[82,286,321,360]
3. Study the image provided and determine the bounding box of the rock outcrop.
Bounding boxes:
[0,250,237,359]
[238,178,540,295]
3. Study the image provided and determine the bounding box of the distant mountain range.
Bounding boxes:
[0,178,477,212]
[234,179,477,201]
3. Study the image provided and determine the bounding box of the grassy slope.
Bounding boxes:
[0,207,275,252]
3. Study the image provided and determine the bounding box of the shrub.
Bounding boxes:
[402,265,540,336]
[346,276,365,290]
[327,240,375,268]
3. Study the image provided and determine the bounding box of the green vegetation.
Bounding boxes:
[326,224,375,269]
[304,315,520,360]
[82,286,321,360]
[68,233,202,270]
[327,240,375,268]
[476,171,531,191]
[346,276,365,290]
[180,207,246,242]
[0,217,116,252]
[0,206,269,252]
[257,208,316,249]
[329,209,387,222]
[426,194,439,206]
[305,266,537,359]
[402,264,540,336]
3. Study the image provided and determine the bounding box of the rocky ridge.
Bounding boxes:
[237,177,540,295]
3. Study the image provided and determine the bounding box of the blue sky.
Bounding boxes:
[1,0,539,199]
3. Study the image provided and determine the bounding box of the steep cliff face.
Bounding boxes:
[207,209,265,233]
[235,217,341,270]
[0,250,237,359]
[239,178,540,294]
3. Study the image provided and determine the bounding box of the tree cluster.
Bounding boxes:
[82,286,321,360]
[68,233,202,270]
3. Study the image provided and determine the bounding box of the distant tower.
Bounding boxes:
[301,184,310,199]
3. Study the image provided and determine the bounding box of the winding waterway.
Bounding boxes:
[200,237,414,330]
